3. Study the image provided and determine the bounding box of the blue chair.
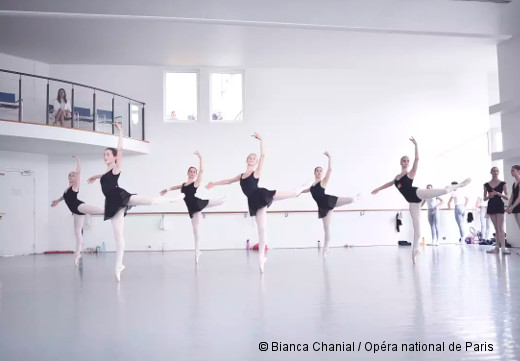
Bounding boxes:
[96,109,113,123]
[48,104,55,123]
[73,107,93,123]
[0,91,22,110]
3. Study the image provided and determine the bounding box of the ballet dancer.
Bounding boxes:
[371,137,471,263]
[160,151,224,264]
[483,167,509,254]
[476,196,493,244]
[206,133,305,273]
[87,123,184,281]
[448,182,469,243]
[51,155,104,266]
[506,165,520,256]
[421,184,443,246]
[300,152,358,257]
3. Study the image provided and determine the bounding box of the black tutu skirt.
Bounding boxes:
[104,187,134,220]
[487,198,505,215]
[246,188,276,216]
[185,197,209,218]
[317,195,338,219]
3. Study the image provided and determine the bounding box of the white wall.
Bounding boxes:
[0,52,49,77]
[497,34,520,247]
[43,64,492,252]
[0,150,49,253]
[0,54,51,255]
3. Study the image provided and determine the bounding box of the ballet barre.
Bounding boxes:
[87,208,479,217]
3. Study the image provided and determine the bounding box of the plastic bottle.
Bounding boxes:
[102,242,106,254]
[317,240,321,249]
[246,239,250,250]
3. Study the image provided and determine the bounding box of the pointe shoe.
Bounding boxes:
[486,248,499,254]
[412,249,421,264]
[323,247,331,259]
[459,178,472,188]
[502,248,511,255]
[115,265,126,282]
[74,254,82,267]
[259,257,267,273]
[195,251,202,264]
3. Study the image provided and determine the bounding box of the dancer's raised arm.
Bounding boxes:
[72,155,81,190]
[113,122,123,173]
[206,174,241,189]
[87,174,104,184]
[194,151,204,188]
[253,132,265,179]
[51,195,64,207]
[408,137,419,179]
[160,184,182,195]
[371,180,394,195]
[321,152,332,188]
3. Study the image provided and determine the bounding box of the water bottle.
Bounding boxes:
[317,240,321,249]
[102,242,106,254]
[246,239,250,250]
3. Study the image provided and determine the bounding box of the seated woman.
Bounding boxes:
[53,88,72,127]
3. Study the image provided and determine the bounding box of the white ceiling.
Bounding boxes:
[0,0,517,70]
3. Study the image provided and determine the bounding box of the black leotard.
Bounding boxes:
[512,183,520,214]
[394,174,421,203]
[310,182,338,218]
[239,173,276,217]
[181,182,209,218]
[100,170,134,220]
[63,186,84,215]
[485,182,505,215]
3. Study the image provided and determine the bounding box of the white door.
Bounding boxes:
[0,171,35,255]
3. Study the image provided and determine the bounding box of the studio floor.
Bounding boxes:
[0,245,519,361]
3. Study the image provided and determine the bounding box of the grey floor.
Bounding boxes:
[0,245,519,361]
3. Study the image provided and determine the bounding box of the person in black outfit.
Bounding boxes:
[87,123,184,281]
[484,167,509,254]
[300,152,359,257]
[506,165,520,256]
[371,137,471,263]
[160,151,224,264]
[51,156,104,266]
[206,133,306,273]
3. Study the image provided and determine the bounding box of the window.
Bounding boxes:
[164,72,198,122]
[130,104,139,125]
[488,128,503,154]
[210,72,243,122]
